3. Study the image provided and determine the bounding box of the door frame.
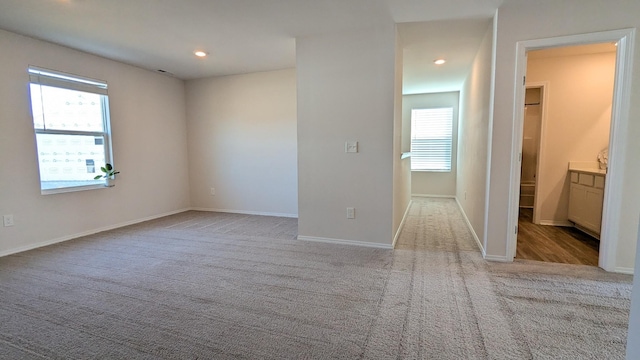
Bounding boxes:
[507,28,636,272]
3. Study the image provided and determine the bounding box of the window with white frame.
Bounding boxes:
[410,107,453,171]
[28,66,113,194]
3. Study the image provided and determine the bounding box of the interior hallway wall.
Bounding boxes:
[297,24,396,247]
[489,0,639,270]
[404,91,459,197]
[457,21,493,253]
[393,27,411,244]
[185,69,298,217]
[628,221,640,358]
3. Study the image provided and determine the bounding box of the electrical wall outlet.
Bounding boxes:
[345,141,358,153]
[210,187,216,196]
[3,214,14,227]
[346,207,355,219]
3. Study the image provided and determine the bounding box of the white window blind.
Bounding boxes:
[410,107,453,171]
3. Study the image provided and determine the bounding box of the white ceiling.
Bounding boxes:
[399,18,492,94]
[0,0,503,92]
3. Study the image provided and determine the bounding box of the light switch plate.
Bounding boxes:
[3,214,14,227]
[346,207,355,219]
[345,141,358,153]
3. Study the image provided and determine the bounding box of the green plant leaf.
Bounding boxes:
[105,163,113,171]
[94,175,102,180]
[100,166,107,173]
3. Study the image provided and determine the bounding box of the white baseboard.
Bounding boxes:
[297,235,393,250]
[191,207,298,218]
[0,208,191,258]
[411,194,456,198]
[454,197,485,255]
[392,200,413,248]
[538,220,573,227]
[614,267,634,275]
[484,255,510,262]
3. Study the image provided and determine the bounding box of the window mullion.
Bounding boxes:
[35,129,106,137]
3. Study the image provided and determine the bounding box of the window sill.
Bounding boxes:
[41,183,112,195]
[411,170,452,173]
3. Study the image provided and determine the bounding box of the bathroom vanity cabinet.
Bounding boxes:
[568,168,605,239]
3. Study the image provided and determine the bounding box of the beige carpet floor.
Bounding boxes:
[0,198,632,359]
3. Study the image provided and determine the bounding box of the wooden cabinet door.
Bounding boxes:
[568,182,603,235]
[583,187,604,233]
[568,183,586,224]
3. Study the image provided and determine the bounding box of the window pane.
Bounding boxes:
[411,107,453,171]
[28,67,113,194]
[31,84,105,132]
[30,84,45,130]
[36,133,107,190]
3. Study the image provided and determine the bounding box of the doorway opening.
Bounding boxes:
[508,28,635,272]
[515,44,615,266]
[519,86,543,212]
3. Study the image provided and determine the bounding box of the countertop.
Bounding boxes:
[568,161,606,175]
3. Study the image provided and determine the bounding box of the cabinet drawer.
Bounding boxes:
[594,175,605,189]
[578,173,594,186]
[570,172,579,183]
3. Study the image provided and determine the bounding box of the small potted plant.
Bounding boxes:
[94,163,120,187]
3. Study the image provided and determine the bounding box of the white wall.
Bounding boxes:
[489,0,640,269]
[457,22,493,253]
[185,69,298,217]
[0,29,190,256]
[527,51,615,224]
[628,219,640,359]
[393,27,412,244]
[404,92,459,197]
[297,24,396,247]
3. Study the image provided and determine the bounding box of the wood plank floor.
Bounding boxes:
[516,208,600,266]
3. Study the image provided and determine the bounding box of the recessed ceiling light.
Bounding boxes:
[434,59,446,65]
[194,51,208,58]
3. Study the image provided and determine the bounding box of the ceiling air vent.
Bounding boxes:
[156,69,175,76]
